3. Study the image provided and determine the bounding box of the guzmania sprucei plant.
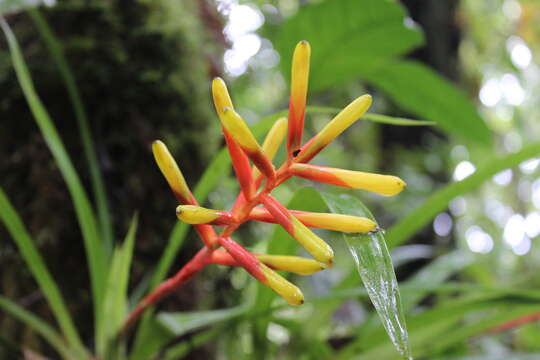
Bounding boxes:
[124,40,406,330]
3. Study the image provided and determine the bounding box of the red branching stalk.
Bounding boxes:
[122,40,405,333]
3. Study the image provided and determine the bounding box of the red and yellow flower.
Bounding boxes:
[125,40,406,329]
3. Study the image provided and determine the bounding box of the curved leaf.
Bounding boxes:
[272,0,424,92]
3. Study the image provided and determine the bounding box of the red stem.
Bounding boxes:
[122,247,210,333]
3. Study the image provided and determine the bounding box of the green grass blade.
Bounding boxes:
[386,141,540,248]
[157,305,248,337]
[162,327,221,360]
[0,295,73,359]
[400,250,474,312]
[97,214,138,356]
[0,188,86,356]
[28,8,114,254]
[0,18,106,330]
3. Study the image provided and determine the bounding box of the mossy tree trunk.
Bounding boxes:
[0,0,224,355]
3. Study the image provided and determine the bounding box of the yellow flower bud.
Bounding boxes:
[176,205,221,224]
[296,95,372,163]
[290,216,334,266]
[152,140,193,203]
[212,77,234,116]
[257,255,326,275]
[260,264,304,306]
[290,163,406,196]
[221,108,262,153]
[253,117,287,179]
[296,213,377,233]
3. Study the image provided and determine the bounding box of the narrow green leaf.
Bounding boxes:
[387,141,540,248]
[157,305,247,337]
[129,317,175,360]
[322,192,411,360]
[400,250,474,312]
[308,106,436,126]
[0,189,86,356]
[272,0,423,92]
[98,214,139,356]
[29,8,114,253]
[361,60,491,145]
[0,295,72,359]
[162,327,221,360]
[355,294,540,359]
[0,18,106,327]
[0,0,44,15]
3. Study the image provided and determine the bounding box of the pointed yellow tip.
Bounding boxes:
[257,255,327,275]
[261,265,305,306]
[175,205,220,224]
[394,177,407,194]
[212,77,233,115]
[152,140,192,200]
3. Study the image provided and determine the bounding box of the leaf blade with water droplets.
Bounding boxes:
[321,192,412,360]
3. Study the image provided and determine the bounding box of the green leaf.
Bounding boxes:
[360,60,491,145]
[0,0,45,15]
[162,327,221,360]
[308,106,436,126]
[0,18,107,327]
[272,0,424,92]
[387,141,540,248]
[129,317,175,360]
[353,294,540,359]
[97,214,139,357]
[400,250,474,312]
[157,305,248,337]
[0,295,72,359]
[29,8,114,253]
[321,192,411,359]
[0,189,86,357]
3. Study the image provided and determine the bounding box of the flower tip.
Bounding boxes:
[288,290,305,306]
[212,76,225,85]
[298,39,310,47]
[151,140,165,152]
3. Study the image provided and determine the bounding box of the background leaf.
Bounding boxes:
[360,60,491,145]
[272,0,423,92]
[0,17,107,329]
[98,214,138,357]
[0,295,72,359]
[0,189,86,357]
[0,0,46,15]
[29,8,114,252]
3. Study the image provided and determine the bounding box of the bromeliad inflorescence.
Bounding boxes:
[124,40,406,329]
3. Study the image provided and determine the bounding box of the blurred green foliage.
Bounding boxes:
[1,0,540,359]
